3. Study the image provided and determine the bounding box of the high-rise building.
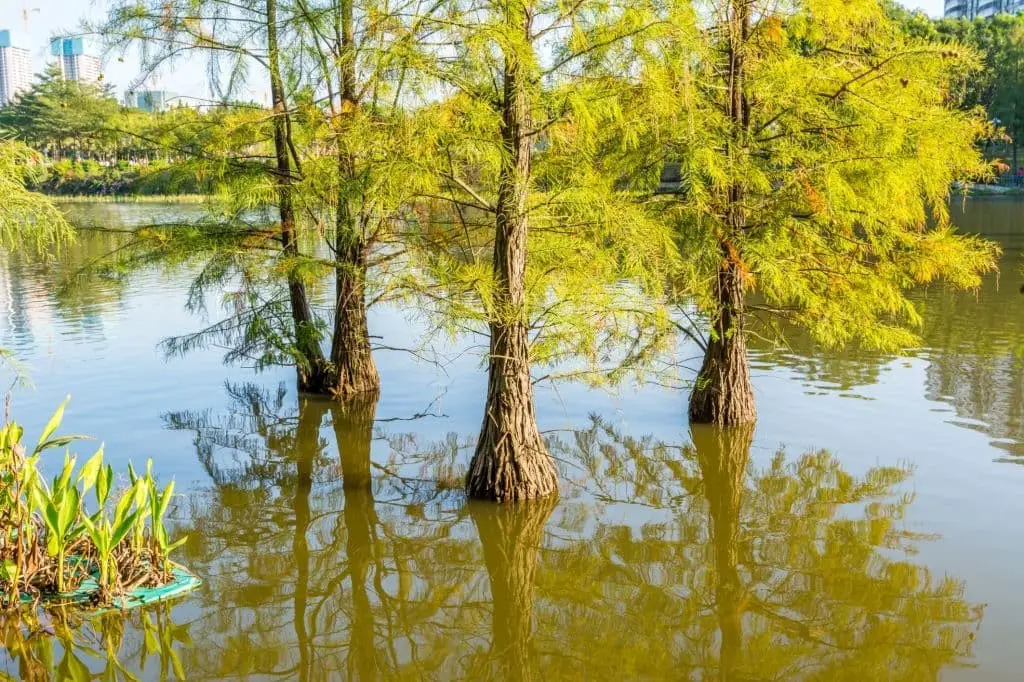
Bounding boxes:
[124,89,177,113]
[0,30,33,107]
[50,37,100,84]
[944,0,1024,18]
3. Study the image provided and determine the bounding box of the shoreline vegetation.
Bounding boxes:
[27,159,210,199]
[50,194,209,203]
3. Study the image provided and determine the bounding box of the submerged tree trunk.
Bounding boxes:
[470,498,555,681]
[331,392,380,680]
[325,0,380,399]
[466,6,557,503]
[689,0,756,426]
[688,259,756,425]
[693,424,753,681]
[266,0,330,393]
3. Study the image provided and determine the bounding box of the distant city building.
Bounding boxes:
[123,89,181,113]
[50,36,101,84]
[0,30,33,107]
[944,0,1024,19]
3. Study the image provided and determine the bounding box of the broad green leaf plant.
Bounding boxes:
[0,398,191,611]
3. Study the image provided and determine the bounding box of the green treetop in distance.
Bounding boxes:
[902,13,1024,171]
[634,0,1000,425]
[0,64,121,162]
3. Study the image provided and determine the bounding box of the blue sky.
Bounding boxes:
[0,0,267,102]
[0,0,945,100]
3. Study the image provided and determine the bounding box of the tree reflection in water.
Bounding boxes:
[161,388,981,681]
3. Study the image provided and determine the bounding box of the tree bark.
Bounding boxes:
[324,0,380,398]
[466,3,558,503]
[688,258,756,425]
[693,424,753,682]
[266,0,330,394]
[331,392,380,680]
[470,497,555,681]
[329,207,380,397]
[689,0,756,426]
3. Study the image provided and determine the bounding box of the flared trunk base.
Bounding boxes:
[689,336,756,426]
[467,421,558,503]
[467,321,558,503]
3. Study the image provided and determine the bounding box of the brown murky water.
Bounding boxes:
[0,198,1022,680]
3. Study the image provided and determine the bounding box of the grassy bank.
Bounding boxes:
[28,159,211,198]
[50,194,210,203]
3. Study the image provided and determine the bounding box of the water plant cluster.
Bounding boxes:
[0,400,188,610]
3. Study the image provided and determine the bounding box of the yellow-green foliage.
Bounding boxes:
[637,0,1000,352]
[0,141,73,257]
[405,0,680,383]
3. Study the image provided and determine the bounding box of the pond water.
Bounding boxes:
[1,199,1022,680]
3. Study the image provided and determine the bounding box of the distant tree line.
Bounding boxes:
[893,5,1024,171]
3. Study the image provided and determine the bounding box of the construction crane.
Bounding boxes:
[22,2,40,34]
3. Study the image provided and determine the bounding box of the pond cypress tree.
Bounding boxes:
[98,0,439,398]
[267,0,333,393]
[0,141,72,255]
[635,0,1000,425]
[413,0,674,501]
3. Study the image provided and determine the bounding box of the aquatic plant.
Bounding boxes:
[0,398,192,611]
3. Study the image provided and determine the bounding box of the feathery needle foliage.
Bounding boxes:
[0,140,73,257]
[629,0,1002,424]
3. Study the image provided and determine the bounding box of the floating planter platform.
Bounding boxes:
[19,566,202,613]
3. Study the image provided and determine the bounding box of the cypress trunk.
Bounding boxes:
[329,209,380,397]
[470,497,555,681]
[693,424,753,681]
[466,4,558,502]
[689,0,756,426]
[324,0,380,399]
[688,258,756,425]
[266,0,330,393]
[331,392,379,679]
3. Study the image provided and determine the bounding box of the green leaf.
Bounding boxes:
[96,463,113,508]
[114,483,136,523]
[158,481,175,520]
[35,435,88,453]
[111,508,143,548]
[166,535,188,553]
[55,452,76,494]
[36,396,69,451]
[77,447,104,493]
[43,503,62,553]
[132,477,148,510]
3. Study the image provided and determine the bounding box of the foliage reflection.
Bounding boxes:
[0,603,191,681]
[165,388,981,681]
